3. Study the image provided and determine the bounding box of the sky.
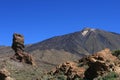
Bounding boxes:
[0,0,120,46]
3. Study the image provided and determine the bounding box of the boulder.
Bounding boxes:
[0,68,14,80]
[48,48,120,80]
[84,48,120,80]
[50,61,85,80]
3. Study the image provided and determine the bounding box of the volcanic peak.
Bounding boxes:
[81,27,96,36]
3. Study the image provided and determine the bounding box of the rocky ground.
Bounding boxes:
[1,30,120,80]
[0,33,78,80]
[1,48,120,80]
[42,48,120,80]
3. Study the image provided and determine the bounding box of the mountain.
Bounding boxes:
[26,28,120,56]
[1,28,120,80]
[1,27,120,70]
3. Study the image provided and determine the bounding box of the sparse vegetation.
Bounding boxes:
[0,59,43,80]
[40,74,63,80]
[98,72,119,80]
[1,29,120,80]
[112,50,120,59]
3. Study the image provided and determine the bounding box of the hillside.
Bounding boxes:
[27,28,120,55]
[1,28,120,69]
[1,28,120,79]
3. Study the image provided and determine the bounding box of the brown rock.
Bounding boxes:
[47,48,120,80]
[0,68,14,80]
[11,33,35,65]
[50,61,85,80]
[93,48,117,61]
[12,33,24,53]
[49,48,120,80]
[84,48,120,80]
[5,77,14,80]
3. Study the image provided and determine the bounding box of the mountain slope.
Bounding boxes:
[26,28,120,56]
[1,28,120,70]
[0,27,120,80]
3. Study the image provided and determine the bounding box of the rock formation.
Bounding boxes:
[82,48,120,80]
[0,68,14,80]
[49,48,120,80]
[11,33,35,65]
[49,61,85,80]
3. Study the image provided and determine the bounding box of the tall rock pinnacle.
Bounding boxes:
[12,33,24,54]
[11,33,35,65]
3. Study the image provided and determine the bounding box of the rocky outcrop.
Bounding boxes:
[49,61,85,80]
[0,68,14,80]
[83,48,120,80]
[11,33,35,65]
[49,48,120,80]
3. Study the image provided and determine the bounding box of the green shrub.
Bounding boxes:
[112,50,120,56]
[98,72,118,80]
[57,75,67,80]
[112,50,120,59]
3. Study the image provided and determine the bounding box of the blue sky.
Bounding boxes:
[0,0,120,46]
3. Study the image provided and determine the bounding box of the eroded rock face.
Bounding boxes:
[49,61,85,80]
[49,48,120,80]
[12,33,24,53]
[0,68,14,80]
[84,48,120,80]
[11,33,35,65]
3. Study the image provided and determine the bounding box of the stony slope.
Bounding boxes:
[43,49,120,80]
[0,46,13,54]
[26,28,120,56]
[2,28,120,69]
[0,28,120,79]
